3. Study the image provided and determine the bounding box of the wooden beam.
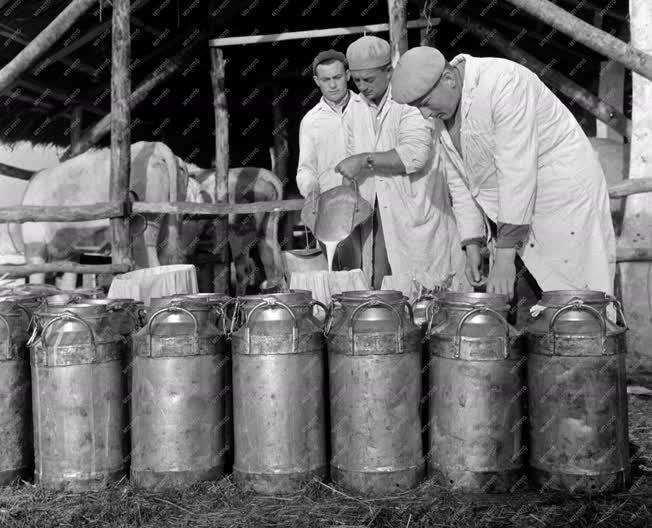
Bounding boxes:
[109,0,133,271]
[208,19,437,47]
[609,179,652,198]
[0,163,34,181]
[210,47,230,294]
[70,106,83,147]
[14,79,105,116]
[556,0,628,23]
[503,0,652,82]
[388,0,408,66]
[0,89,54,109]
[0,202,124,222]
[0,0,99,93]
[0,263,131,275]
[0,23,97,76]
[132,199,306,216]
[433,8,632,138]
[60,32,204,161]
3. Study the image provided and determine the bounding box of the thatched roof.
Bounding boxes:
[0,0,631,191]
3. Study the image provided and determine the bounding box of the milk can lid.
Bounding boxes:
[439,291,510,311]
[540,289,609,307]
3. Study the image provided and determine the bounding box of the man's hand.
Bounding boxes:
[486,247,517,299]
[464,243,486,287]
[335,153,368,181]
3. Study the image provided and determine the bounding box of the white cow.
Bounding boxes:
[8,141,284,293]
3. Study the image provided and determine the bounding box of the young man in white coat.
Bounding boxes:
[390,47,616,307]
[335,36,467,293]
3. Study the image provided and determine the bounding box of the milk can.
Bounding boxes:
[426,292,526,492]
[526,290,630,492]
[30,302,125,490]
[230,290,328,494]
[130,295,227,489]
[326,290,424,495]
[0,297,33,484]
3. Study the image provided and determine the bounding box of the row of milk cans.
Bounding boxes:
[0,288,630,495]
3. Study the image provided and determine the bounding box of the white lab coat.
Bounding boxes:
[344,88,468,291]
[437,55,616,294]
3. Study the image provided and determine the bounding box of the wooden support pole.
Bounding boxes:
[618,0,652,378]
[132,198,306,216]
[109,0,133,271]
[0,263,131,275]
[0,0,98,93]
[210,47,230,294]
[433,8,632,138]
[503,0,652,82]
[388,0,408,66]
[0,163,34,181]
[60,33,203,161]
[0,202,124,223]
[271,84,288,185]
[70,106,83,149]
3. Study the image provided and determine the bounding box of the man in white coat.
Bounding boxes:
[390,47,616,303]
[335,36,467,293]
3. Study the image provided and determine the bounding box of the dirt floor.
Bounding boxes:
[0,393,650,528]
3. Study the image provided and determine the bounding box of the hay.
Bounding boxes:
[0,394,650,528]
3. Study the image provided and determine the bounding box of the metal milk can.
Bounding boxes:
[30,302,125,491]
[230,290,328,494]
[0,297,34,484]
[326,290,424,495]
[525,290,630,492]
[130,295,227,489]
[426,292,527,492]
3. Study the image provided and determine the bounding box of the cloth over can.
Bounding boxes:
[231,290,328,494]
[426,292,527,492]
[326,289,424,495]
[130,295,227,489]
[526,290,630,492]
[30,302,125,491]
[0,297,34,484]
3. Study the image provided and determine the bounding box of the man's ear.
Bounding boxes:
[345,70,351,82]
[442,68,456,87]
[313,75,320,88]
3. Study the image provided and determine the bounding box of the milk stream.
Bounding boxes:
[322,239,341,272]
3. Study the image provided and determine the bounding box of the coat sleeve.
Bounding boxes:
[438,142,486,243]
[295,116,319,197]
[395,106,432,174]
[491,68,538,226]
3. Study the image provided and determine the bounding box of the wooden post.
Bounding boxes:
[109,0,133,273]
[210,48,230,294]
[432,8,632,138]
[503,0,652,82]
[388,0,408,66]
[0,163,33,181]
[619,0,652,382]
[0,0,98,93]
[271,84,288,185]
[596,25,628,142]
[70,106,84,149]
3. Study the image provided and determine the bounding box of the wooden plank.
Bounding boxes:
[0,263,131,275]
[0,163,34,181]
[433,7,631,138]
[0,202,124,223]
[132,199,306,216]
[109,0,133,270]
[14,79,105,116]
[617,248,652,263]
[388,0,408,66]
[503,0,652,82]
[0,89,54,109]
[70,106,83,148]
[208,19,436,47]
[211,47,230,294]
[0,0,99,93]
[608,179,652,198]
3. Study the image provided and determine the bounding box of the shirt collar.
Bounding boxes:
[318,90,353,115]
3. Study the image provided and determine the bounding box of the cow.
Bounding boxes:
[8,141,284,294]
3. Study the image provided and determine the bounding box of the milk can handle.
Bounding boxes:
[349,297,403,355]
[0,313,10,360]
[309,299,328,330]
[323,299,341,336]
[211,304,228,335]
[41,311,97,365]
[455,305,510,359]
[243,298,298,353]
[605,294,628,329]
[403,299,415,326]
[549,299,606,355]
[146,306,199,357]
[423,298,442,341]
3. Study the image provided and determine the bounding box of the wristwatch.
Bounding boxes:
[366,153,374,171]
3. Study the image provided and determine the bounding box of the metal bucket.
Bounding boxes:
[130,295,227,489]
[525,290,630,493]
[325,290,424,495]
[426,292,526,492]
[230,290,328,493]
[0,297,34,484]
[30,303,125,491]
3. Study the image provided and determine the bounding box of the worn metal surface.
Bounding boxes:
[427,292,526,492]
[130,296,227,489]
[327,290,424,495]
[0,299,33,484]
[231,291,328,494]
[30,303,125,491]
[526,290,630,492]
